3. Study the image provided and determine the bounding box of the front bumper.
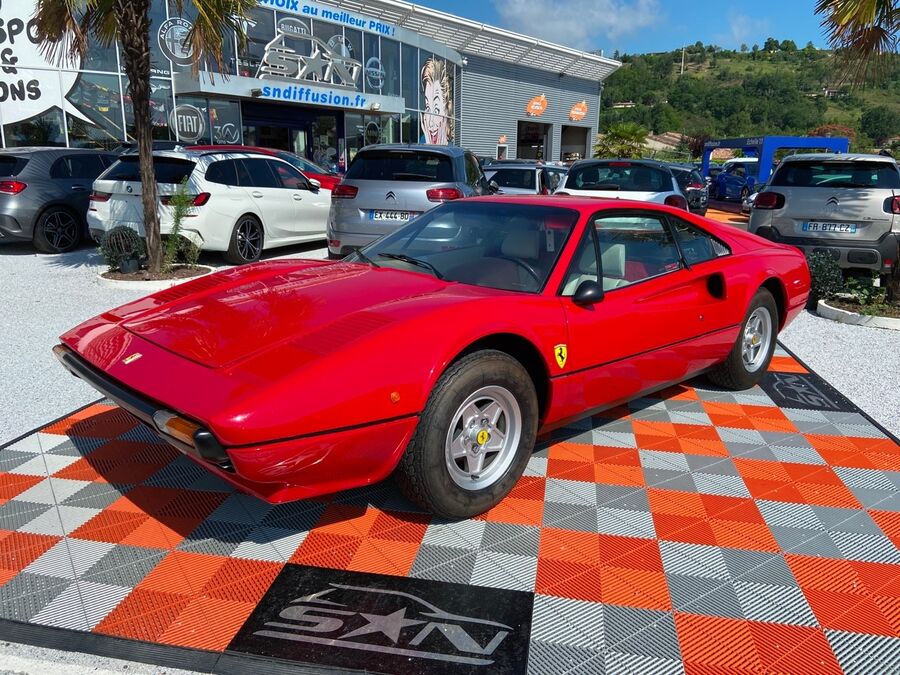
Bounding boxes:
[53,344,418,503]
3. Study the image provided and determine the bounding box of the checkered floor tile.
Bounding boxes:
[0,346,898,673]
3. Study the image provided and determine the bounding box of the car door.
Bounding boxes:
[51,153,109,217]
[464,152,490,195]
[236,158,295,244]
[271,161,329,238]
[558,210,735,409]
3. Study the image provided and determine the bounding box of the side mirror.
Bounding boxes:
[488,179,500,194]
[572,280,604,306]
[308,178,321,189]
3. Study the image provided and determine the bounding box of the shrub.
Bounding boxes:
[843,273,887,306]
[805,251,843,304]
[99,226,145,272]
[162,179,202,271]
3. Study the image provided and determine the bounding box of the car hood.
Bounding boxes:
[114,260,449,369]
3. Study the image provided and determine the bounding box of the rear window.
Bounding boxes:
[101,156,196,184]
[487,168,537,190]
[566,163,671,192]
[345,150,454,182]
[771,161,900,189]
[0,155,29,176]
[672,168,703,188]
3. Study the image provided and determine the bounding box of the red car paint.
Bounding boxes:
[187,144,341,191]
[56,197,810,503]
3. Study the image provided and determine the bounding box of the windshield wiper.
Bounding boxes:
[378,252,443,279]
[350,247,379,267]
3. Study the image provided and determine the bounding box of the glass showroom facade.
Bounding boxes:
[0,0,613,165]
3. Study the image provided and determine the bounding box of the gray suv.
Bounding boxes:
[0,147,117,252]
[748,153,900,281]
[327,144,492,257]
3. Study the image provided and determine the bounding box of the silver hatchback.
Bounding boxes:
[327,144,492,257]
[748,154,900,277]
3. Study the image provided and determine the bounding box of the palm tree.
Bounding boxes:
[34,1,255,272]
[815,0,899,83]
[593,123,649,159]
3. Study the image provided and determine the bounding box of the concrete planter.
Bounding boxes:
[95,265,216,292]
[816,299,900,331]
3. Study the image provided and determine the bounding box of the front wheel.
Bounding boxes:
[707,288,777,390]
[740,187,750,202]
[395,350,538,519]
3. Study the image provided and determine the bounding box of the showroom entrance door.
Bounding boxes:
[561,125,590,162]
[241,102,342,170]
[517,120,550,160]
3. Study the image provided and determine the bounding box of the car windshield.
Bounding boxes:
[771,161,900,189]
[345,150,454,182]
[347,202,579,293]
[566,162,670,192]
[277,152,329,175]
[486,168,537,190]
[101,156,196,183]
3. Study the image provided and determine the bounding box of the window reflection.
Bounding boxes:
[66,73,124,149]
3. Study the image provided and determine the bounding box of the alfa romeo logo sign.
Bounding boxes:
[169,104,206,143]
[158,17,198,66]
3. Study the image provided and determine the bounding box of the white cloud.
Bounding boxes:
[718,11,770,49]
[492,0,660,52]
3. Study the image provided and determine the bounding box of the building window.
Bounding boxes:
[401,111,417,143]
[172,96,211,144]
[381,38,400,98]
[4,108,66,148]
[65,73,125,150]
[238,7,276,77]
[363,34,381,95]
[345,29,363,67]
[124,79,175,141]
[401,43,417,109]
[209,100,242,144]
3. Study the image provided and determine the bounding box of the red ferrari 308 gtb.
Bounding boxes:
[55,197,810,518]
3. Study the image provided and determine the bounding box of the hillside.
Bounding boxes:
[600,41,900,153]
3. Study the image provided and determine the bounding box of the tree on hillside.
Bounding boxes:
[815,0,900,83]
[764,37,780,52]
[861,106,900,143]
[593,123,649,159]
[35,0,255,273]
[780,39,798,51]
[740,43,749,52]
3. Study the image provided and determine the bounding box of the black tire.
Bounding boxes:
[707,288,778,390]
[395,350,539,519]
[224,214,263,265]
[33,207,82,253]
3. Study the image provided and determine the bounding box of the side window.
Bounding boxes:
[560,229,598,296]
[241,158,280,188]
[670,217,730,264]
[68,154,107,179]
[273,162,309,190]
[734,166,746,178]
[594,214,682,289]
[49,157,72,179]
[546,170,563,192]
[205,160,238,185]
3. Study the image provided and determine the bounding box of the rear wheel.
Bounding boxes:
[33,207,81,253]
[224,215,263,265]
[395,350,538,519]
[707,288,777,390]
[740,186,750,202]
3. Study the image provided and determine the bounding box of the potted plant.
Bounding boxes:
[99,226,146,273]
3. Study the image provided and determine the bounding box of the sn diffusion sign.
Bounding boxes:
[0,2,90,125]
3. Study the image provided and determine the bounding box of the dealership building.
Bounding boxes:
[0,0,619,167]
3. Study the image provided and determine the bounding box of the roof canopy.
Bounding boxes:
[315,0,621,81]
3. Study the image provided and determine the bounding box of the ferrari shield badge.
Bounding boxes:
[554,344,567,369]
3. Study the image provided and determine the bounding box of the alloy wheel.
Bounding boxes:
[43,211,78,252]
[236,218,262,261]
[742,306,772,373]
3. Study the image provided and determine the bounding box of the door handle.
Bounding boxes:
[71,185,87,191]
[293,194,303,201]
[251,191,263,198]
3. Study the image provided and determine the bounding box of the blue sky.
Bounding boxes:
[416,0,827,56]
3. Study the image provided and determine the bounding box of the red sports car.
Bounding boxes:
[54,197,810,518]
[187,144,341,191]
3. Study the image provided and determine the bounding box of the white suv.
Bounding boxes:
[88,150,331,264]
[555,159,688,210]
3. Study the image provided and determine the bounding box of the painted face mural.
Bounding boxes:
[420,57,453,145]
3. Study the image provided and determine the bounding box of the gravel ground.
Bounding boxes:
[0,641,196,675]
[0,241,326,446]
[780,309,900,439]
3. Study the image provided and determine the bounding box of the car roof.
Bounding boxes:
[570,158,672,170]
[188,144,279,156]
[357,143,466,157]
[778,152,897,164]
[0,147,113,155]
